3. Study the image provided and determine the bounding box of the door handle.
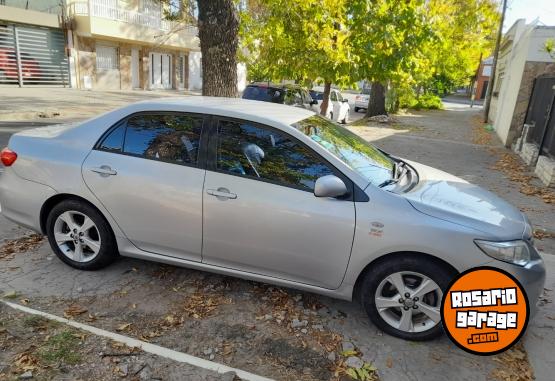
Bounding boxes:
[90,165,117,176]
[207,188,237,200]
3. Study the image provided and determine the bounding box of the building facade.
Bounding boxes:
[0,0,207,91]
[66,0,199,91]
[474,56,492,101]
[488,20,555,147]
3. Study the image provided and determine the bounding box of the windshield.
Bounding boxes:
[242,86,285,103]
[293,115,394,186]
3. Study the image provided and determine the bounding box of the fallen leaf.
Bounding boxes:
[116,323,132,332]
[3,290,18,299]
[64,304,88,318]
[386,356,393,368]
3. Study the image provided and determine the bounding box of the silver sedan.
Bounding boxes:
[0,97,545,340]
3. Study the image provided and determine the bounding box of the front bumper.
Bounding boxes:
[486,254,546,316]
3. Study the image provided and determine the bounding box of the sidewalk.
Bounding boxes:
[350,101,555,253]
[0,87,201,122]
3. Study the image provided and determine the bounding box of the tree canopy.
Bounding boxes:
[239,0,500,114]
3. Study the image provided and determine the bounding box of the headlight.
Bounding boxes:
[474,240,531,266]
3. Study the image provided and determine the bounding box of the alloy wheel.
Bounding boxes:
[53,210,102,263]
[375,271,442,333]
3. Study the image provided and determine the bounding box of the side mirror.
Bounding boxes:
[341,99,349,103]
[314,175,348,198]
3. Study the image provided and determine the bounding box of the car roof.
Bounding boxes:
[247,82,306,90]
[127,96,315,126]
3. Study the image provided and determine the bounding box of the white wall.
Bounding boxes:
[491,23,555,145]
[188,52,248,93]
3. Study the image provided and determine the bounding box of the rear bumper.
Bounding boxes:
[355,101,368,109]
[0,168,56,233]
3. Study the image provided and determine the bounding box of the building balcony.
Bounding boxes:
[68,0,199,50]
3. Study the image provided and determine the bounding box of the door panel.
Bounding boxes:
[162,54,171,88]
[203,172,355,288]
[150,53,161,88]
[82,112,206,261]
[131,49,140,88]
[202,118,356,289]
[83,151,205,261]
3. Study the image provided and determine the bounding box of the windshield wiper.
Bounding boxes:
[379,161,407,188]
[378,178,398,188]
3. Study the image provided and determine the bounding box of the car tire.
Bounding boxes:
[359,255,454,341]
[354,107,359,113]
[342,111,349,124]
[46,199,118,270]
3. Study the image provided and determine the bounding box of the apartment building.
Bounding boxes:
[0,0,201,91]
[67,0,199,91]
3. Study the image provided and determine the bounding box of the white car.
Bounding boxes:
[355,88,371,112]
[309,89,350,124]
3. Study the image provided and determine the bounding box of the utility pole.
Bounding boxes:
[483,0,508,123]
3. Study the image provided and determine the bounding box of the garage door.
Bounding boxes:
[0,22,69,86]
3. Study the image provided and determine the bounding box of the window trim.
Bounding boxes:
[206,116,355,199]
[93,111,210,170]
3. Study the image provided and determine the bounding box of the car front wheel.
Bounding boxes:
[360,255,454,341]
[46,199,118,270]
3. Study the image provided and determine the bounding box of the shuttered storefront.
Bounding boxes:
[0,22,69,86]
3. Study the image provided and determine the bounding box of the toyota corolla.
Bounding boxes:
[0,97,545,340]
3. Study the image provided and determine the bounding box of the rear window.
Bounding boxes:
[242,86,285,103]
[309,91,323,101]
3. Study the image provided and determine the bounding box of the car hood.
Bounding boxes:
[401,160,527,240]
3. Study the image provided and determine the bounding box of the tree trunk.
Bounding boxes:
[366,81,387,117]
[197,0,239,97]
[320,82,332,117]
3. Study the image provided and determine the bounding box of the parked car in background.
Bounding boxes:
[0,97,545,341]
[242,82,319,112]
[309,89,350,124]
[0,48,40,83]
[355,87,371,112]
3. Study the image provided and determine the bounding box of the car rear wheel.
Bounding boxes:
[360,255,453,341]
[46,199,118,270]
[342,111,349,124]
[354,107,359,113]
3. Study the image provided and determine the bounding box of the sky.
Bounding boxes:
[503,0,555,31]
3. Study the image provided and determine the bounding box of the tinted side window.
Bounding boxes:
[216,120,334,191]
[99,124,125,153]
[123,114,203,165]
[330,91,338,102]
[242,86,284,103]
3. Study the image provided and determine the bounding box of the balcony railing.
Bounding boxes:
[70,0,176,32]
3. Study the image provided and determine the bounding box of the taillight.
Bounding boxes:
[0,148,17,166]
[356,95,361,100]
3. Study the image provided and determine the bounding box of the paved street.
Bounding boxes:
[1,98,553,380]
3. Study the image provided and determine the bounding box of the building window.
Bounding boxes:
[177,55,185,84]
[96,45,119,70]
